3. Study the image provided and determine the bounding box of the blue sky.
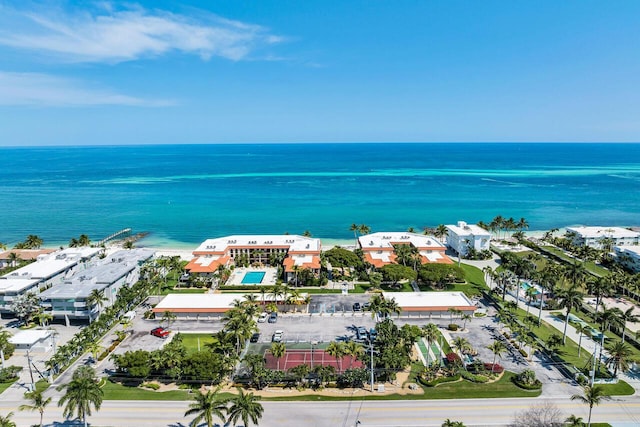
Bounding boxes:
[1,0,639,145]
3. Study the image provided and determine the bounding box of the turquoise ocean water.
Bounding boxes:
[0,143,639,248]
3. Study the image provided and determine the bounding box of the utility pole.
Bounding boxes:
[26,349,35,392]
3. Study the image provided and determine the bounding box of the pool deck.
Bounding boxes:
[226,267,279,286]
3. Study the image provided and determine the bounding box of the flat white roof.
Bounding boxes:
[194,235,321,253]
[154,292,306,312]
[359,232,445,250]
[0,277,41,294]
[615,246,640,256]
[2,247,101,280]
[567,226,639,239]
[382,291,475,310]
[446,222,491,237]
[9,329,51,345]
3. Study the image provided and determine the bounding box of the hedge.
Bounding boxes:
[512,378,542,390]
[460,370,489,383]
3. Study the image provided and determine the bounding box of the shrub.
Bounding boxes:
[445,353,462,365]
[484,363,504,374]
[141,382,160,390]
[460,370,489,383]
[448,324,459,331]
[513,369,542,390]
[419,373,461,387]
[519,349,528,357]
[0,365,22,382]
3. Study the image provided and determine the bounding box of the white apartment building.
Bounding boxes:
[566,226,640,249]
[358,232,451,268]
[445,221,491,256]
[613,246,640,273]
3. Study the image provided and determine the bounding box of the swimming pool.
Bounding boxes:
[241,271,266,284]
[521,281,540,295]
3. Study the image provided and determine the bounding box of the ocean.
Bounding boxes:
[1,143,639,248]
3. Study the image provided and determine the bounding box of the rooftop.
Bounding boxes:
[193,235,321,254]
[446,221,491,236]
[153,292,306,312]
[358,232,445,250]
[0,249,56,261]
[567,226,639,239]
[8,329,52,345]
[382,291,476,311]
[2,247,102,280]
[0,277,41,294]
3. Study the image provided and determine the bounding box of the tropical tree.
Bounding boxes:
[19,389,52,427]
[7,252,20,267]
[618,307,639,343]
[326,341,347,373]
[344,341,365,369]
[184,387,229,427]
[421,323,439,365]
[557,285,584,344]
[270,342,286,371]
[86,289,108,323]
[358,224,371,236]
[350,223,360,247]
[442,420,466,427]
[434,224,449,243]
[451,337,471,356]
[57,366,103,427]
[565,414,585,427]
[486,340,506,373]
[575,323,591,358]
[606,340,633,377]
[10,293,41,325]
[571,385,610,427]
[0,327,15,369]
[226,387,264,427]
[161,310,177,329]
[0,412,15,427]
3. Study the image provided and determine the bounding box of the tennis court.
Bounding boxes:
[264,348,364,372]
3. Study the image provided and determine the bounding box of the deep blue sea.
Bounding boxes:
[1,143,639,248]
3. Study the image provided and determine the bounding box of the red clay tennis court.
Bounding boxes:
[264,349,364,372]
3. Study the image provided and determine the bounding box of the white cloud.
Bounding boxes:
[0,71,173,106]
[0,3,284,63]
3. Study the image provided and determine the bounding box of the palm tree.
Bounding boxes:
[557,285,584,344]
[606,340,633,377]
[86,289,108,323]
[0,412,15,427]
[270,342,286,371]
[434,224,449,243]
[226,387,264,427]
[184,387,229,427]
[486,340,506,374]
[358,224,371,236]
[565,414,585,427]
[618,307,639,343]
[19,390,52,427]
[451,337,471,356]
[326,341,347,373]
[344,341,365,369]
[7,252,21,267]
[442,420,465,427]
[421,323,439,365]
[161,310,177,328]
[350,223,360,247]
[57,366,103,427]
[575,324,591,358]
[461,313,472,330]
[571,385,610,427]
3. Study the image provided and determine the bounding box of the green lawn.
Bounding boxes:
[0,379,16,395]
[599,380,635,396]
[101,380,194,401]
[161,287,206,295]
[180,333,216,354]
[539,246,610,277]
[264,371,540,401]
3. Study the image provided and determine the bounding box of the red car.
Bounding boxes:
[150,327,170,338]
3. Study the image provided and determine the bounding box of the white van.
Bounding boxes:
[121,311,136,323]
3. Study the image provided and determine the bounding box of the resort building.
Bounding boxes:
[382,292,477,318]
[39,249,154,323]
[0,249,56,269]
[614,246,640,273]
[185,235,322,282]
[357,232,451,268]
[565,226,640,249]
[0,247,102,315]
[445,221,491,257]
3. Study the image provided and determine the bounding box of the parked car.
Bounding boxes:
[363,302,371,311]
[150,327,170,338]
[268,312,278,323]
[356,326,368,340]
[272,330,284,342]
[368,328,377,341]
[250,332,261,343]
[258,312,269,323]
[352,302,362,312]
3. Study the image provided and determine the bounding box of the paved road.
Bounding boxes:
[2,396,639,426]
